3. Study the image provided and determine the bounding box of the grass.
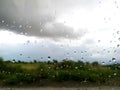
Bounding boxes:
[10,63,40,70]
[0,58,120,86]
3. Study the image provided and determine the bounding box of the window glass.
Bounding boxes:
[0,0,120,88]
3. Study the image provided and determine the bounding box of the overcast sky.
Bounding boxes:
[0,0,120,64]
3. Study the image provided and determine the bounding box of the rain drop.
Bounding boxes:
[66,34,68,38]
[20,54,22,56]
[1,20,5,23]
[41,57,43,59]
[74,50,77,54]
[112,58,116,62]
[114,50,117,53]
[109,60,112,63]
[48,67,51,69]
[27,40,30,44]
[118,38,120,41]
[112,58,116,60]
[19,25,22,28]
[48,56,51,59]
[28,25,32,29]
[113,73,117,76]
[98,40,101,42]
[41,69,43,71]
[48,56,51,60]
[117,44,120,47]
[117,31,120,34]
[60,44,63,48]
[102,61,105,65]
[25,33,28,35]
[40,29,43,32]
[75,67,78,69]
[108,75,111,78]
[12,59,15,63]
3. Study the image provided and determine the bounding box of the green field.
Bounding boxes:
[0,57,120,86]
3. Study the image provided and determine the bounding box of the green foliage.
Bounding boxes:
[0,57,120,86]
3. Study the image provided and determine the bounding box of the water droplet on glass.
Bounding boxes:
[27,56,30,58]
[81,57,84,60]
[74,51,77,54]
[108,75,111,78]
[98,0,101,4]
[112,58,116,61]
[41,57,43,60]
[19,25,22,28]
[20,32,23,35]
[117,31,120,34]
[48,56,51,59]
[48,56,51,60]
[102,62,105,65]
[60,44,63,48]
[64,21,66,24]
[25,33,28,35]
[13,21,16,24]
[109,60,112,63]
[117,44,120,47]
[52,75,55,78]
[34,40,37,44]
[114,50,117,53]
[27,40,30,44]
[48,67,51,69]
[118,38,120,41]
[81,51,83,53]
[107,51,110,53]
[75,67,78,69]
[20,54,22,56]
[6,24,9,27]
[1,20,5,23]
[40,29,43,32]
[28,25,32,29]
[98,40,101,42]
[41,69,43,71]
[12,59,15,63]
[113,73,117,76]
[66,34,68,38]
[112,58,116,62]
[114,1,117,4]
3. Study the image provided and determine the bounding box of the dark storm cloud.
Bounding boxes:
[0,0,94,40]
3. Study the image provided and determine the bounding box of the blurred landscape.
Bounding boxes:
[0,57,120,87]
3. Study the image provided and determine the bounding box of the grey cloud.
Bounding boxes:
[0,0,93,40]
